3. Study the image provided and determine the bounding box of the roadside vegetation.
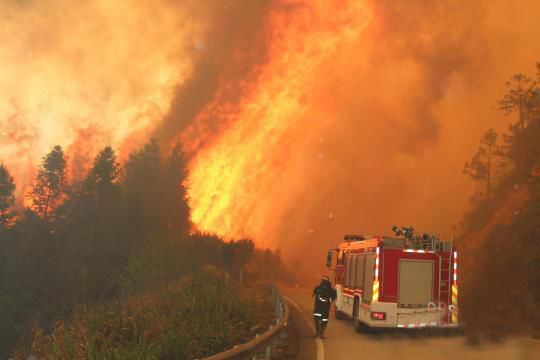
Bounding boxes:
[458,63,540,341]
[0,139,288,358]
[12,273,273,360]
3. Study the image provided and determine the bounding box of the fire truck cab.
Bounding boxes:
[326,228,459,332]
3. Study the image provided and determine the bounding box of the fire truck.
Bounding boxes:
[326,227,459,332]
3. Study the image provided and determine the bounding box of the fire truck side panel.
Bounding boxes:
[380,248,399,302]
[335,252,374,318]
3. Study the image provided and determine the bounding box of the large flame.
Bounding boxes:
[2,0,540,258]
[185,1,373,245]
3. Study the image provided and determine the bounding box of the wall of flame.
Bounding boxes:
[2,0,540,260]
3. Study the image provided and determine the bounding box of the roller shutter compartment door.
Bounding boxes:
[398,260,434,307]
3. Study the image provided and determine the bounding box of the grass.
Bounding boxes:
[12,268,273,360]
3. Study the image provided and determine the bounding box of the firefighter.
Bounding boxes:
[312,275,337,338]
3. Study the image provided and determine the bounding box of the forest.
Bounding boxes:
[459,63,540,340]
[0,140,289,358]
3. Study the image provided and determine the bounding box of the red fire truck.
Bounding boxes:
[326,227,459,332]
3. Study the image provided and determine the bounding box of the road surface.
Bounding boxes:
[282,287,540,360]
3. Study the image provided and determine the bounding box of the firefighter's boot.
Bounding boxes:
[320,321,328,339]
[313,319,321,337]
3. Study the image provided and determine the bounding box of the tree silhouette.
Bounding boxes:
[222,239,254,284]
[463,129,502,200]
[29,145,67,219]
[0,165,16,228]
[161,142,191,237]
[62,147,125,302]
[498,74,536,131]
[123,139,162,243]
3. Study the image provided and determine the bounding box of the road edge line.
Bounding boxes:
[283,295,324,360]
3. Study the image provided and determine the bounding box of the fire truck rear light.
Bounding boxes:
[370,312,386,320]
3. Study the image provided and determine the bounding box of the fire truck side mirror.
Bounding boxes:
[326,250,334,268]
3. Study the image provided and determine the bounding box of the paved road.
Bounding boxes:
[282,287,540,360]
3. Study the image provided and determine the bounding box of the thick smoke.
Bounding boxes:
[273,0,540,270]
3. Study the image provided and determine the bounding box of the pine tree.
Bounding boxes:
[161,142,191,237]
[68,147,124,301]
[123,139,162,242]
[463,129,502,200]
[498,73,539,167]
[498,74,536,131]
[0,165,16,228]
[29,145,67,219]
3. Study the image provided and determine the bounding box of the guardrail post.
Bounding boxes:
[265,344,272,360]
[251,334,260,360]
[265,324,274,359]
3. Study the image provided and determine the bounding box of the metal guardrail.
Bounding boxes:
[202,286,290,360]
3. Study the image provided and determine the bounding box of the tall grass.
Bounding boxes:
[13,269,273,360]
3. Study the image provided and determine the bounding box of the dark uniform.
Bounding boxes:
[312,276,337,338]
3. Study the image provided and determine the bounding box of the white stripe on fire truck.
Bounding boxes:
[451,251,459,325]
[403,249,435,253]
[372,247,380,303]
